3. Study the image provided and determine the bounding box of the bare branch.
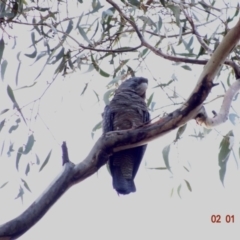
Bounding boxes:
[196,79,240,128]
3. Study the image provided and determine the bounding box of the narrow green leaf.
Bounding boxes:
[9,118,20,133]
[233,3,239,18]
[139,48,148,58]
[16,82,37,90]
[147,93,154,108]
[31,51,47,65]
[177,53,196,57]
[25,163,30,176]
[154,79,175,88]
[32,17,41,35]
[113,60,129,77]
[229,113,238,125]
[36,154,40,165]
[31,32,35,45]
[0,38,5,63]
[150,102,156,112]
[21,178,31,192]
[1,141,5,156]
[91,121,102,138]
[93,90,100,102]
[7,85,16,103]
[39,150,52,172]
[0,181,8,189]
[16,146,23,170]
[91,55,110,77]
[9,124,18,133]
[128,0,140,7]
[50,47,64,64]
[106,162,111,175]
[162,144,172,172]
[54,58,65,75]
[157,16,162,33]
[65,19,73,36]
[35,43,63,80]
[80,83,88,96]
[184,179,192,192]
[1,59,7,80]
[0,109,9,115]
[0,1,6,15]
[23,134,34,154]
[78,26,91,44]
[167,4,182,41]
[107,76,122,86]
[15,186,24,202]
[183,166,190,172]
[181,65,192,71]
[86,0,103,15]
[160,0,166,7]
[76,12,84,28]
[175,124,187,141]
[171,45,176,55]
[91,21,99,40]
[34,7,50,11]
[168,5,181,26]
[15,62,21,86]
[84,64,94,74]
[127,65,135,76]
[187,36,194,50]
[68,56,74,70]
[7,142,14,157]
[103,89,114,105]
[25,48,37,58]
[147,167,168,170]
[218,131,233,185]
[177,184,182,198]
[116,47,138,52]
[0,119,5,132]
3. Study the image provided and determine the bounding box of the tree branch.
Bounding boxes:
[106,0,239,70]
[1,2,240,239]
[196,79,240,128]
[182,7,212,54]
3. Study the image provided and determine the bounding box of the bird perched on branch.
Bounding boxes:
[102,77,150,195]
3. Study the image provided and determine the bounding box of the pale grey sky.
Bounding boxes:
[0,1,240,239]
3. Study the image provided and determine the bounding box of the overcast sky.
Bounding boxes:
[0,1,240,239]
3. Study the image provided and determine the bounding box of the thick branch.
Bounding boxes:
[0,158,75,239]
[1,3,240,239]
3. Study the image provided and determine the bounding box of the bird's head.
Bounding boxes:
[117,77,148,99]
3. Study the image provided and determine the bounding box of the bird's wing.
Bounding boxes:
[131,109,150,179]
[102,105,114,133]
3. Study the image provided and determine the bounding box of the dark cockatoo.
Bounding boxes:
[102,77,150,194]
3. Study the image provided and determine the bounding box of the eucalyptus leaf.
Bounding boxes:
[1,59,7,80]
[0,38,4,63]
[39,150,52,172]
[218,131,233,185]
[162,144,172,172]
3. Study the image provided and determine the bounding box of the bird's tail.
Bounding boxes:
[112,168,136,195]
